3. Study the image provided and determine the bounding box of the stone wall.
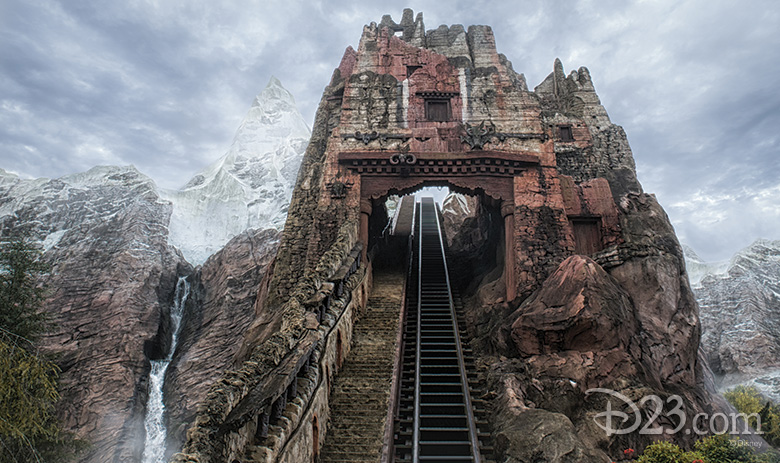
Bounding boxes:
[171,239,367,462]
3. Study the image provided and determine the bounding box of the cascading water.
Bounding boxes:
[141,276,190,463]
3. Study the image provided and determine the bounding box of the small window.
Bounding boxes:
[426,99,451,122]
[406,65,422,78]
[558,125,574,142]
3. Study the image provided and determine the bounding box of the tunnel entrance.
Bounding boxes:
[366,185,504,301]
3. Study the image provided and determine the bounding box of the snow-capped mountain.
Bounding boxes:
[685,240,780,400]
[0,165,169,252]
[160,77,310,265]
[681,244,730,286]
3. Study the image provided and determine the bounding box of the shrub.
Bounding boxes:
[636,435,771,463]
[695,434,757,462]
[636,440,688,463]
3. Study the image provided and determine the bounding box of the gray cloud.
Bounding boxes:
[1,0,778,261]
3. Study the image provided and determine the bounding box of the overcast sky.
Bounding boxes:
[1,0,778,262]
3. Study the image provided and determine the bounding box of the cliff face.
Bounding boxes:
[686,240,780,400]
[164,227,280,454]
[482,56,738,458]
[0,78,305,462]
[0,166,190,462]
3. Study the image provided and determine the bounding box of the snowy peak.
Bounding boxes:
[685,239,780,286]
[0,165,172,255]
[682,244,729,286]
[728,239,780,276]
[0,78,309,267]
[61,165,156,190]
[163,78,310,265]
[252,76,299,113]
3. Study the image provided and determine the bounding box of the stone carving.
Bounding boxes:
[326,175,354,199]
[342,131,417,145]
[460,121,548,150]
[348,131,379,144]
[389,144,417,165]
[389,153,417,165]
[460,121,495,149]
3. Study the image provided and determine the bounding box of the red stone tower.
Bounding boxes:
[174,10,733,463]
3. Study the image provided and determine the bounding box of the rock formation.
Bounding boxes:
[686,240,780,401]
[168,10,768,463]
[0,166,189,462]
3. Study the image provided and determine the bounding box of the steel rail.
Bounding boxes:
[408,197,481,463]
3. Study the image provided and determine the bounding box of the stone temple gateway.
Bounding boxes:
[173,10,759,463]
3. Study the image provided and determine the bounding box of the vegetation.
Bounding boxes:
[725,384,780,448]
[633,435,768,462]
[0,235,51,342]
[760,403,780,449]
[0,234,85,462]
[635,386,780,462]
[725,385,764,430]
[634,435,779,463]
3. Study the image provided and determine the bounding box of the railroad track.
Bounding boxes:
[393,197,492,462]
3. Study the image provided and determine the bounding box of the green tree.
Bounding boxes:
[724,384,780,447]
[0,233,85,462]
[759,402,780,448]
[0,329,61,460]
[0,234,50,342]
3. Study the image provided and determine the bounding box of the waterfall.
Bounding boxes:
[141,276,190,463]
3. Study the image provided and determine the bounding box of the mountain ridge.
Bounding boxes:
[684,239,780,401]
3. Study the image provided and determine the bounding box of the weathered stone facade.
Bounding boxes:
[173,10,764,462]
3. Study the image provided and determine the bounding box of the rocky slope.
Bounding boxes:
[0,166,190,462]
[473,58,764,458]
[685,240,780,401]
[160,77,310,265]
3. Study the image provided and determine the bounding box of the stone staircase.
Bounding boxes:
[319,271,405,463]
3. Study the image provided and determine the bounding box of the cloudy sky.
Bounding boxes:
[1,0,778,261]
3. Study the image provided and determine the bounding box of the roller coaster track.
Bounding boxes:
[393,197,491,462]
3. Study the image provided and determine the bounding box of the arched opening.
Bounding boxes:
[312,414,320,463]
[366,183,505,299]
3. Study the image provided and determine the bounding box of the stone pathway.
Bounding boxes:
[319,271,405,463]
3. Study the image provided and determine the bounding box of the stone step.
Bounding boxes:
[320,271,405,463]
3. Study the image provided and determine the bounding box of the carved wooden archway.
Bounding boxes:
[339,149,542,301]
